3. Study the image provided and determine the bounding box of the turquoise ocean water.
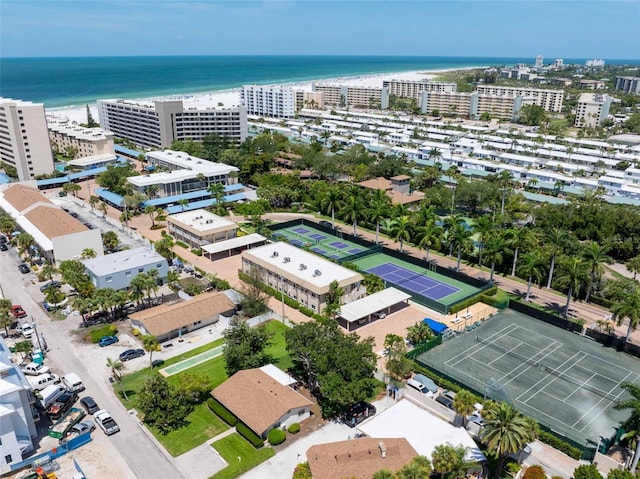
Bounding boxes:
[1,55,637,109]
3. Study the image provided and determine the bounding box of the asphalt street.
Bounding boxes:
[1,244,184,479]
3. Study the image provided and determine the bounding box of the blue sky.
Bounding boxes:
[1,0,639,59]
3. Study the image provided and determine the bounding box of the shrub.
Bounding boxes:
[267,428,286,445]
[206,398,237,426]
[150,225,165,230]
[88,325,118,343]
[523,465,546,479]
[184,284,203,296]
[292,462,312,479]
[236,422,264,448]
[190,248,203,256]
[288,423,300,434]
[132,328,141,337]
[175,240,189,249]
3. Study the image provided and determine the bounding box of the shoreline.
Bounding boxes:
[47,66,486,124]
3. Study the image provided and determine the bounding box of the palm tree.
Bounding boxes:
[506,227,533,277]
[443,213,465,256]
[581,241,612,303]
[428,147,443,166]
[448,222,473,272]
[517,251,545,301]
[396,456,432,479]
[167,269,180,291]
[320,186,343,229]
[432,444,474,479]
[554,256,588,318]
[145,184,160,199]
[89,195,99,211]
[483,232,509,283]
[16,232,35,258]
[178,198,189,212]
[453,389,477,427]
[0,299,13,336]
[473,216,494,266]
[371,470,395,479]
[544,228,568,289]
[367,189,391,244]
[142,334,160,366]
[106,357,128,400]
[481,402,535,479]
[208,182,226,213]
[611,287,640,343]
[98,202,109,218]
[144,205,157,227]
[102,231,119,253]
[342,187,365,236]
[415,220,443,264]
[81,248,96,259]
[40,263,58,281]
[613,382,640,472]
[389,216,412,253]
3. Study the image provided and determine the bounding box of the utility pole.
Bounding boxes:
[30,316,44,352]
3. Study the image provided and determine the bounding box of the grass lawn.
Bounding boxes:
[210,433,274,479]
[262,320,293,371]
[150,402,229,457]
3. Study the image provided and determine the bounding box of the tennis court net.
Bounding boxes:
[475,335,540,367]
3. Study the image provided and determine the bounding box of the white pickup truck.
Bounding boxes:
[94,409,120,436]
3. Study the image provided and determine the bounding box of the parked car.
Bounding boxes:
[467,413,484,426]
[11,305,27,319]
[21,323,35,338]
[47,391,79,420]
[0,243,7,251]
[18,263,30,274]
[435,393,455,410]
[40,281,62,293]
[70,419,95,434]
[119,349,145,361]
[22,362,50,376]
[94,409,120,435]
[98,335,119,347]
[80,396,100,415]
[0,235,7,244]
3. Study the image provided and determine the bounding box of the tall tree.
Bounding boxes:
[102,231,119,252]
[142,335,160,366]
[506,227,534,277]
[611,287,640,343]
[482,232,508,283]
[320,186,343,229]
[106,357,128,401]
[554,256,589,317]
[517,251,545,301]
[342,187,366,236]
[0,299,13,336]
[453,389,477,427]
[613,382,640,472]
[223,318,274,376]
[367,189,391,244]
[481,402,535,479]
[137,374,192,433]
[581,241,612,303]
[544,227,568,289]
[389,216,413,254]
[448,222,473,272]
[473,215,495,266]
[432,444,473,479]
[415,219,443,264]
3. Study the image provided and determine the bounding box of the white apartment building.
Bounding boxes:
[585,59,605,67]
[574,93,613,128]
[0,337,38,474]
[419,91,472,117]
[535,55,544,68]
[0,98,54,181]
[615,76,640,95]
[97,99,247,149]
[47,114,114,158]
[241,85,297,118]
[475,85,564,112]
[382,80,457,99]
[128,150,239,197]
[419,91,523,121]
[312,84,383,107]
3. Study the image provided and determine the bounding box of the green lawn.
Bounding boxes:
[263,320,293,371]
[149,402,229,457]
[210,433,275,479]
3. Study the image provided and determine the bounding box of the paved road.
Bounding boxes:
[0,246,184,479]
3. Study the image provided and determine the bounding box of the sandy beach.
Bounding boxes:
[47,67,483,124]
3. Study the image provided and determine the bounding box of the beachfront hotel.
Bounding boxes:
[312,84,388,108]
[0,98,55,181]
[241,242,364,313]
[127,149,239,197]
[241,85,297,118]
[97,99,248,149]
[47,114,115,159]
[382,79,457,99]
[474,85,564,112]
[574,93,613,128]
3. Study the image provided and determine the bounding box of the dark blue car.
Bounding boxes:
[98,336,119,347]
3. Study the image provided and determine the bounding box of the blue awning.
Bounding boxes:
[36,176,69,187]
[423,318,448,335]
[67,167,108,180]
[94,187,124,206]
[164,192,247,214]
[115,145,143,158]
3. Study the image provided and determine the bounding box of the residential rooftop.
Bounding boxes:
[82,246,165,276]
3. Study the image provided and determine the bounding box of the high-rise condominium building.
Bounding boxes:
[474,86,564,112]
[97,99,247,149]
[382,80,457,100]
[241,85,297,118]
[0,98,54,181]
[615,76,640,95]
[574,93,612,128]
[535,55,544,68]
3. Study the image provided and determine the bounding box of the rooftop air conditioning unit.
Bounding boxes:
[313,270,321,277]
[299,264,307,271]
[283,257,290,263]
[271,251,279,258]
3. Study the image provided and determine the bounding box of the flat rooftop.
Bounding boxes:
[168,209,236,232]
[82,246,165,276]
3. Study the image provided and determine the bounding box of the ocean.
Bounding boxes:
[0,55,637,109]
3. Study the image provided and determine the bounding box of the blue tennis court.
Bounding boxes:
[309,233,326,241]
[330,241,349,249]
[293,227,310,234]
[366,263,460,301]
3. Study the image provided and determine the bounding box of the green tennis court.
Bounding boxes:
[271,226,368,261]
[160,344,224,377]
[416,309,640,447]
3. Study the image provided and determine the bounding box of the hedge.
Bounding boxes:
[236,422,264,448]
[88,325,118,343]
[448,286,505,315]
[537,430,581,459]
[267,428,286,445]
[207,398,238,426]
[288,423,300,434]
[175,240,189,249]
[191,248,203,256]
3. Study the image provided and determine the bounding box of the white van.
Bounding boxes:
[21,362,50,376]
[37,384,66,410]
[62,373,85,392]
[407,378,435,397]
[28,373,60,391]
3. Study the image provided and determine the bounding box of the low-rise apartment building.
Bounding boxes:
[475,85,564,112]
[0,98,54,181]
[47,115,114,158]
[241,242,364,313]
[382,80,457,99]
[97,99,247,149]
[167,209,238,248]
[82,246,168,291]
[312,84,384,108]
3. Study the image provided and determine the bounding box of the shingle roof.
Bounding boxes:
[358,177,392,191]
[2,184,52,212]
[23,205,89,238]
[307,437,417,479]
[129,291,235,336]
[212,368,312,435]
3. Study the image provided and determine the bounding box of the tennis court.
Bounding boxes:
[272,226,366,260]
[416,309,640,446]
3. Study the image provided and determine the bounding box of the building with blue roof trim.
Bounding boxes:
[114,144,144,159]
[165,193,247,214]
[94,187,125,208]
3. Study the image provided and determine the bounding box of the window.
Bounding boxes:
[156,263,162,268]
[5,455,12,464]
[106,276,113,283]
[125,271,132,278]
[138,268,144,273]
